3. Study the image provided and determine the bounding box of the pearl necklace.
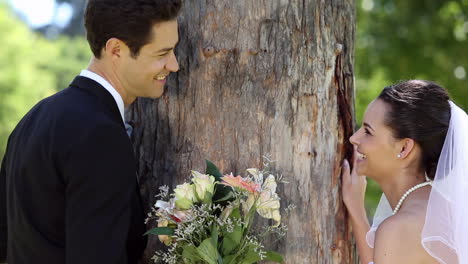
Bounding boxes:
[392,181,432,215]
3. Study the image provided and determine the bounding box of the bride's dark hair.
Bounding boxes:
[378,80,451,179]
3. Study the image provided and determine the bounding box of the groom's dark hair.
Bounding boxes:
[84,0,182,59]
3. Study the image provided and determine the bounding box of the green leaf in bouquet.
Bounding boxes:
[205,160,235,204]
[213,184,235,205]
[223,255,236,264]
[182,245,202,263]
[213,191,234,203]
[143,227,174,236]
[264,251,284,263]
[229,207,241,219]
[211,224,219,247]
[197,238,219,264]
[221,208,243,255]
[205,160,223,180]
[222,228,242,256]
[240,248,262,264]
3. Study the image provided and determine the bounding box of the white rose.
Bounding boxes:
[174,183,197,210]
[191,171,216,203]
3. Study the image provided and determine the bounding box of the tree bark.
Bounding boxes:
[128,0,357,263]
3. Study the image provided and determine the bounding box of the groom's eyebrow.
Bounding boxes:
[154,41,180,54]
[155,47,174,53]
[363,122,375,132]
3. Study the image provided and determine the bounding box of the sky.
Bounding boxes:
[9,0,73,28]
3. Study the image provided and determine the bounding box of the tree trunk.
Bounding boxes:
[128,0,357,263]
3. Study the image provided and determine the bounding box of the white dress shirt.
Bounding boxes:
[79,69,125,125]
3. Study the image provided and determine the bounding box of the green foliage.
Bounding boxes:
[0,3,90,158]
[356,0,468,123]
[206,160,235,203]
[144,227,175,236]
[182,245,202,263]
[238,244,262,264]
[206,160,223,180]
[221,208,242,255]
[196,238,219,264]
[264,251,284,263]
[356,0,468,119]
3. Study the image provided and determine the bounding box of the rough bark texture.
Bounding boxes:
[128,0,357,263]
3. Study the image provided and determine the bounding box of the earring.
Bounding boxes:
[397,154,401,158]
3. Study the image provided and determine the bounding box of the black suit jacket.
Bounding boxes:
[0,76,147,263]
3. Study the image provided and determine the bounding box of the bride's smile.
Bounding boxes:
[349,99,408,181]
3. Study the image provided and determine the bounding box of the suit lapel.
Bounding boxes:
[69,76,125,128]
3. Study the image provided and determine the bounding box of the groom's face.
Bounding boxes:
[119,20,179,100]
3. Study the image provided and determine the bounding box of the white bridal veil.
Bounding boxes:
[366,101,468,264]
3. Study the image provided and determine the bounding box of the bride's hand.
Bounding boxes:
[341,151,367,218]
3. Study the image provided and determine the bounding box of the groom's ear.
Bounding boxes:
[397,138,415,159]
[104,38,125,60]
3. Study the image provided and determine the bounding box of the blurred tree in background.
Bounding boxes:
[0,2,90,158]
[356,0,468,122]
[35,0,85,36]
[1,0,467,215]
[56,0,85,36]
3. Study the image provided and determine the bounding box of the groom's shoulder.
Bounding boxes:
[49,83,104,112]
[23,82,99,115]
[40,83,111,120]
[21,84,119,137]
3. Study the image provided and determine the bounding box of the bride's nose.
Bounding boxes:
[349,131,359,146]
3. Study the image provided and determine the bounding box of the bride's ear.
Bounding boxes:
[397,138,415,159]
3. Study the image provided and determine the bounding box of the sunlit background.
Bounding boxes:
[10,0,72,28]
[1,0,467,216]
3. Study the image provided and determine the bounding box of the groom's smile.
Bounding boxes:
[155,75,168,81]
[115,19,180,104]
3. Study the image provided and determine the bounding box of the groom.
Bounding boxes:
[0,0,181,263]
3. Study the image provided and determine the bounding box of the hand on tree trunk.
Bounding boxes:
[342,150,367,219]
[342,150,373,264]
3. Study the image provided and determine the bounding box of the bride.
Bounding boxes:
[342,80,467,264]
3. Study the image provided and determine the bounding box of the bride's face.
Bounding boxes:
[349,99,400,179]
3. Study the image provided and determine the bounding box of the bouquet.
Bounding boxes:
[146,159,292,264]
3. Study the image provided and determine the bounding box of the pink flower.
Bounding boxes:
[172,209,192,223]
[221,173,260,194]
[155,200,191,223]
